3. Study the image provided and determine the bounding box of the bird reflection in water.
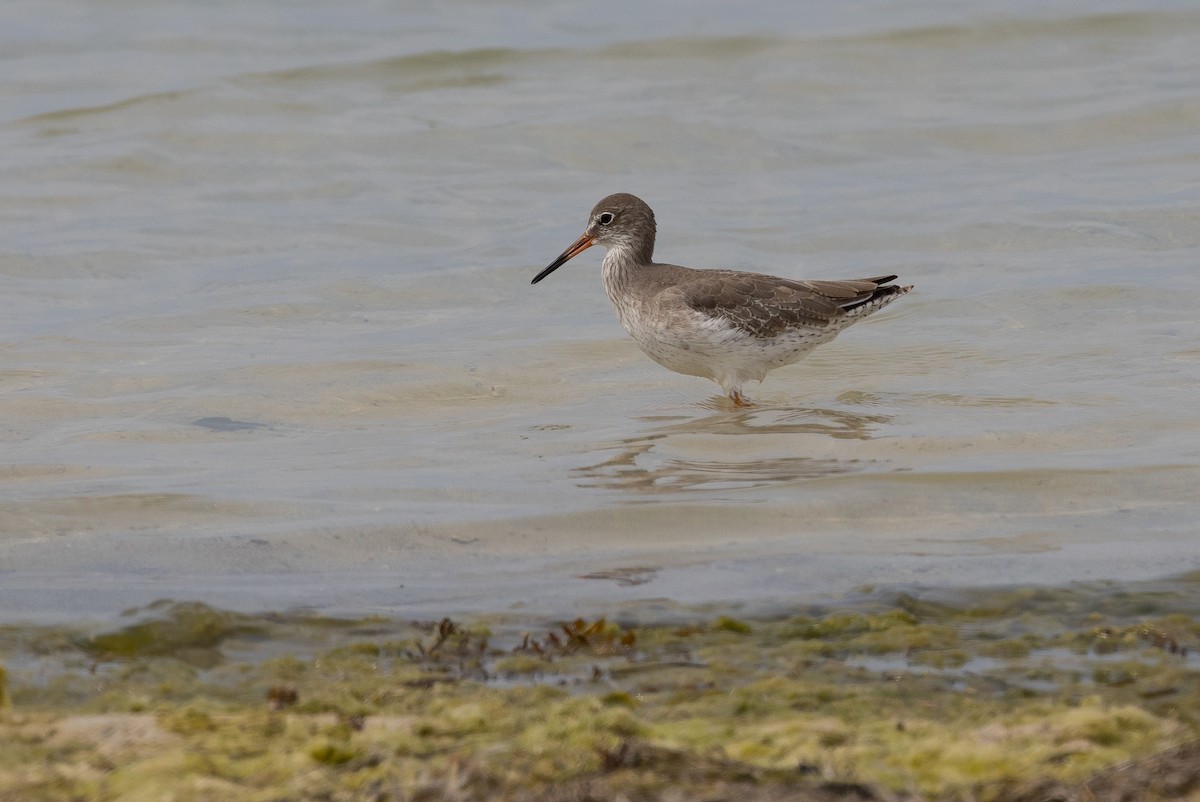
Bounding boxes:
[573,405,893,495]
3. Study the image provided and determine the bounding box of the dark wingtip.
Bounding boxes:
[841,278,912,311]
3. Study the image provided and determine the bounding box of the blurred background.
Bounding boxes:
[2,0,1199,621]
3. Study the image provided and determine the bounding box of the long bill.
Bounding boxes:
[531,233,596,284]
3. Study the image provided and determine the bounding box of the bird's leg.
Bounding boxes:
[728,389,753,407]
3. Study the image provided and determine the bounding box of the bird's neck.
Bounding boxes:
[601,245,646,302]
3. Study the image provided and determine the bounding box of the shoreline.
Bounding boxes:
[3,573,1198,800]
[5,518,1200,627]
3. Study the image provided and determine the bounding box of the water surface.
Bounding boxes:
[2,0,1199,621]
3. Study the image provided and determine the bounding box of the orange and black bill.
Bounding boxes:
[531,233,596,284]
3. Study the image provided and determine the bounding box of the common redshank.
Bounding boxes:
[531,193,912,405]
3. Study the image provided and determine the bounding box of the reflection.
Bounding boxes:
[577,566,660,586]
[193,416,266,432]
[574,404,892,495]
[916,393,1057,408]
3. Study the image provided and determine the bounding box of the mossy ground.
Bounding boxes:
[2,576,1199,801]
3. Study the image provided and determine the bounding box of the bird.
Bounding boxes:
[531,193,911,405]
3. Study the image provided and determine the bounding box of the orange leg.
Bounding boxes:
[728,389,753,407]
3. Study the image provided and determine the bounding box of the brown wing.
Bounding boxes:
[676,272,903,339]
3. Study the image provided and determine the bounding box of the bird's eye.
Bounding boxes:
[597,212,615,225]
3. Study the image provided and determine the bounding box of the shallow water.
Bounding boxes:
[2,1,1199,622]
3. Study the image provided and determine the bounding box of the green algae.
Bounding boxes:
[80,600,267,666]
[714,615,753,634]
[0,577,1198,801]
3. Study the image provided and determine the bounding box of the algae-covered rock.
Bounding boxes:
[1,576,1198,800]
[80,600,265,665]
